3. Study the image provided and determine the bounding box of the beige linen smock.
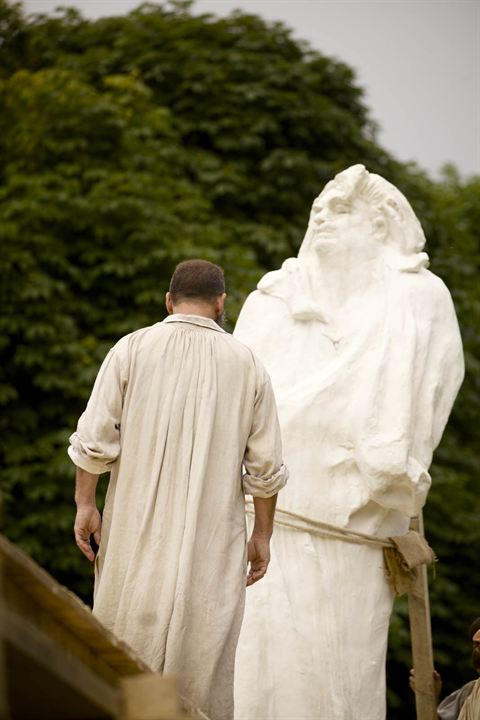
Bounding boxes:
[68,314,287,720]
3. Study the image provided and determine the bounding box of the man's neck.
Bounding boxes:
[171,303,217,320]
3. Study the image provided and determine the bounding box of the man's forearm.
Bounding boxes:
[252,494,277,537]
[74,468,101,562]
[247,494,277,586]
[75,467,100,507]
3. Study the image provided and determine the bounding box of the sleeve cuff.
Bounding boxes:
[68,437,112,475]
[242,463,289,498]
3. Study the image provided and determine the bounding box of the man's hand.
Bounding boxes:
[74,467,101,561]
[409,668,442,704]
[74,505,102,562]
[247,534,271,586]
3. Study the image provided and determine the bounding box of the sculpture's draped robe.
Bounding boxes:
[68,315,287,720]
[233,261,464,720]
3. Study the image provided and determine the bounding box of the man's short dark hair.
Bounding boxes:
[469,617,480,640]
[169,259,225,304]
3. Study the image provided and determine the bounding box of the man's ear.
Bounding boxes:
[217,292,226,313]
[165,292,174,315]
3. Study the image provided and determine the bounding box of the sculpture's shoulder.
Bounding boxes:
[234,289,293,370]
[395,269,463,381]
[239,287,288,314]
[235,289,292,342]
[396,268,458,319]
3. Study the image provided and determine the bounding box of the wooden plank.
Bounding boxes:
[4,573,119,685]
[121,675,192,720]
[1,536,208,719]
[0,557,11,720]
[408,514,437,720]
[0,535,150,676]
[2,605,120,718]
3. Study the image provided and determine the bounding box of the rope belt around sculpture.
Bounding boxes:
[245,501,438,720]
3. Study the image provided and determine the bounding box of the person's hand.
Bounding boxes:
[74,505,102,562]
[409,668,442,704]
[246,533,271,586]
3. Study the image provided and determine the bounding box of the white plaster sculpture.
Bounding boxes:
[233,165,464,720]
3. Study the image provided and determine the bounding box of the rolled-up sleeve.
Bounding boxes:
[242,463,289,498]
[68,341,128,475]
[242,360,288,498]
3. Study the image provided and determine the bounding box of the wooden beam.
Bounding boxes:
[0,557,11,720]
[2,605,121,718]
[121,674,192,720]
[1,536,207,719]
[408,514,437,720]
[0,535,150,678]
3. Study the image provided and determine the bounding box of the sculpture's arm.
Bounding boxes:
[355,274,464,517]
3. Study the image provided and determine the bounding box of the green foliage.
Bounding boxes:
[0,2,478,716]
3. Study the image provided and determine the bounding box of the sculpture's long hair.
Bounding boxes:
[299,164,429,272]
[258,164,430,319]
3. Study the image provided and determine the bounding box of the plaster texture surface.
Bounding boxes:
[233,164,464,720]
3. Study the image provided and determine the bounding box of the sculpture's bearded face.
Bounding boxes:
[309,185,378,259]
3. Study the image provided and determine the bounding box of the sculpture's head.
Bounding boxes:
[299,164,429,271]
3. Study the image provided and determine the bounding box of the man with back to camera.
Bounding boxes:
[68,259,288,720]
[410,618,480,720]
